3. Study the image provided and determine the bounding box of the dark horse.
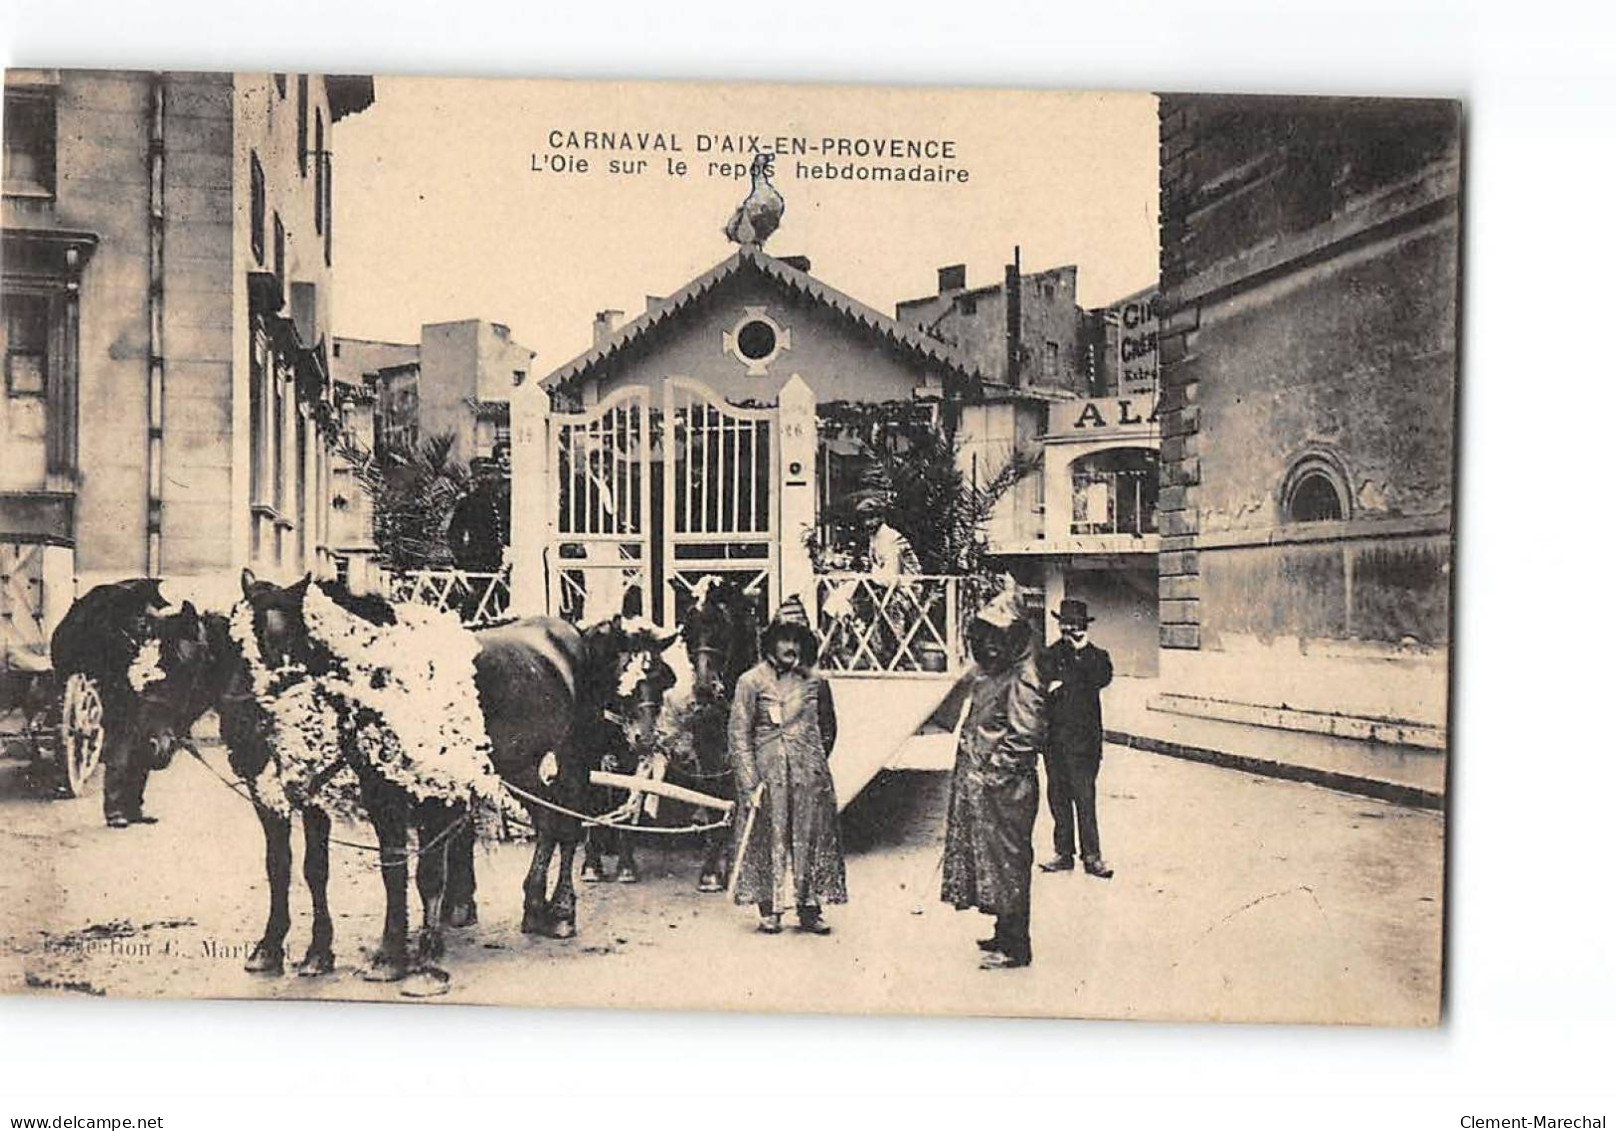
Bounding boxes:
[604,577,759,893]
[579,639,679,885]
[222,571,463,984]
[220,570,678,988]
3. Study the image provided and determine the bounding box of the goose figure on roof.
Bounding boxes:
[723,153,784,247]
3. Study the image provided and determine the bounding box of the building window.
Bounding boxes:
[4,293,49,397]
[295,409,308,567]
[296,75,309,176]
[272,212,285,295]
[958,295,977,316]
[273,366,287,514]
[3,89,56,198]
[249,152,265,265]
[249,333,271,506]
[1287,471,1345,522]
[313,111,325,236]
[322,147,333,267]
[724,308,790,375]
[736,319,775,361]
[1044,339,1059,374]
[1282,454,1351,523]
[1069,449,1159,536]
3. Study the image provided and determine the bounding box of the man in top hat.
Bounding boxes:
[1036,596,1115,878]
[728,595,846,935]
[941,578,1046,969]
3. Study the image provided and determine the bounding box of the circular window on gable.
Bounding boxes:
[723,306,791,375]
[1281,454,1351,524]
[736,319,776,361]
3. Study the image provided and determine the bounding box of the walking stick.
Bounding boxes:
[725,782,766,901]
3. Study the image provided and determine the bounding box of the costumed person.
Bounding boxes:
[859,495,922,579]
[941,579,1046,969]
[1037,597,1115,878]
[856,495,922,669]
[728,595,845,934]
[446,454,511,622]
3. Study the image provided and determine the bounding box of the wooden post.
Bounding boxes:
[777,374,817,621]
[509,381,553,617]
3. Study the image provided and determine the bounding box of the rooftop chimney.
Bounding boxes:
[1005,247,1022,387]
[645,295,664,312]
[593,310,623,348]
[938,264,967,294]
[778,254,812,273]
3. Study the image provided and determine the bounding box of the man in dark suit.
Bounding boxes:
[1036,597,1114,878]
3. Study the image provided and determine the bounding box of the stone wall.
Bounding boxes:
[1154,94,1460,730]
[47,71,161,577]
[159,72,237,577]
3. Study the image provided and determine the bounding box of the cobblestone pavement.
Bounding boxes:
[0,740,1444,1024]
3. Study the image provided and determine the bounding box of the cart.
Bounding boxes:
[0,643,107,798]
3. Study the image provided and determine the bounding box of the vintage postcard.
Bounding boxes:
[0,73,1458,1024]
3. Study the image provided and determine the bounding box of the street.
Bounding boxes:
[0,740,1444,1025]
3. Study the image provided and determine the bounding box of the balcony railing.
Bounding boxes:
[815,574,963,677]
[390,567,510,627]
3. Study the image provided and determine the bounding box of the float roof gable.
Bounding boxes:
[542,246,997,396]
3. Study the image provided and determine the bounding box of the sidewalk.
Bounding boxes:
[1103,675,1447,810]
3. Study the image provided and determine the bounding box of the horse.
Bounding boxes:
[604,576,760,893]
[224,570,679,988]
[220,570,461,984]
[579,639,679,885]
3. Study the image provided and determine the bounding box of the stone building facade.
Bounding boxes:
[896,261,1163,676]
[1,68,373,652]
[336,320,534,468]
[1153,94,1460,750]
[895,258,1085,395]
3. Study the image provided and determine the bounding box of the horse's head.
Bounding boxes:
[614,643,677,749]
[138,598,209,692]
[581,614,679,737]
[681,577,759,704]
[125,596,218,763]
[238,568,316,670]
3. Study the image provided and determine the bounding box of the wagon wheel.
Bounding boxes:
[57,672,105,797]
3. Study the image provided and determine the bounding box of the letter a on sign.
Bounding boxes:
[1075,403,1106,429]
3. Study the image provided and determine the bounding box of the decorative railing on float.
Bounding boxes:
[390,567,511,627]
[814,574,964,676]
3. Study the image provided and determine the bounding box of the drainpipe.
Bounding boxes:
[145,73,168,576]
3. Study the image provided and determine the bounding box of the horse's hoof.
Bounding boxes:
[616,867,639,884]
[581,865,604,884]
[697,875,722,893]
[296,949,335,977]
[244,944,283,975]
[447,901,479,929]
[520,910,548,936]
[399,967,451,998]
[546,919,576,940]
[362,954,410,983]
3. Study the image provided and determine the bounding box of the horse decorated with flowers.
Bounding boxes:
[172,569,681,992]
[591,575,760,893]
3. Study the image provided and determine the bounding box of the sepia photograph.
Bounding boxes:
[0,70,1462,1026]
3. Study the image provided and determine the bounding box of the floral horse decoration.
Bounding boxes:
[216,570,687,994]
